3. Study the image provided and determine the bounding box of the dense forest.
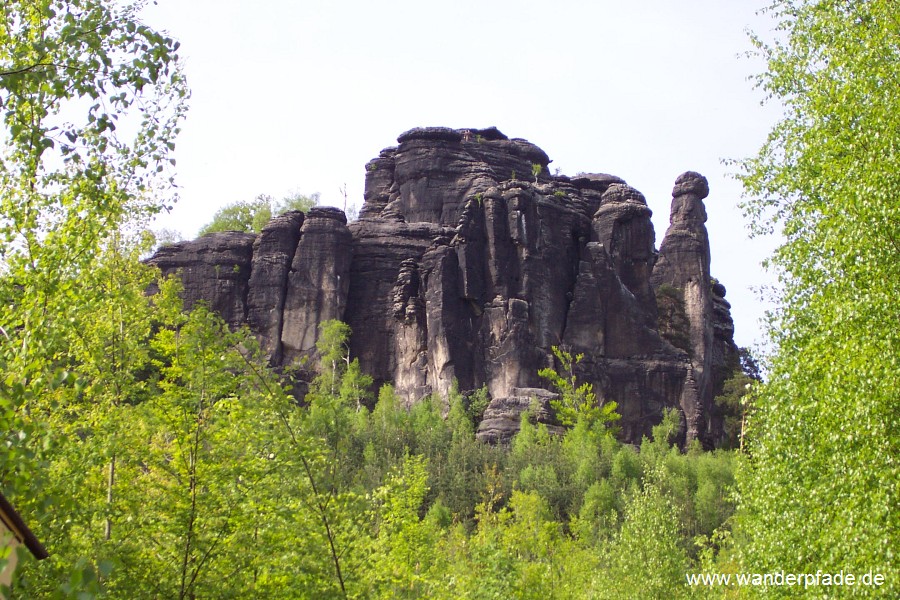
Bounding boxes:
[1,0,897,598]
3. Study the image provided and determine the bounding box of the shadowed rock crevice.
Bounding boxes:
[148,127,740,446]
[280,207,352,366]
[246,210,304,364]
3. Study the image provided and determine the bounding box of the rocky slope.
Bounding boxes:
[148,127,740,447]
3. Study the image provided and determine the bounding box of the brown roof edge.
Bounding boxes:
[0,490,49,560]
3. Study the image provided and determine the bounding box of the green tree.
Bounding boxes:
[592,466,692,599]
[8,273,314,598]
[712,347,761,450]
[198,191,319,235]
[150,227,184,251]
[713,371,755,451]
[369,455,443,598]
[539,346,620,430]
[3,241,164,598]
[0,0,187,592]
[508,413,574,522]
[735,1,900,595]
[287,319,380,597]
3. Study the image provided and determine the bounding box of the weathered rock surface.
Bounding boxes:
[649,171,739,446]
[148,231,256,330]
[280,207,353,365]
[246,210,304,363]
[148,127,741,446]
[478,388,564,445]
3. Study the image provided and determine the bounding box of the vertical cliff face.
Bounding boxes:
[148,231,257,330]
[246,210,304,364]
[280,207,353,365]
[148,127,740,446]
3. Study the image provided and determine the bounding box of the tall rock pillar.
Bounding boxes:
[280,207,353,365]
[246,211,304,364]
[651,172,714,446]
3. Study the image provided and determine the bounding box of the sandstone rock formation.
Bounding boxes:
[148,127,740,447]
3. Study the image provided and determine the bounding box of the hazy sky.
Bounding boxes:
[143,0,784,350]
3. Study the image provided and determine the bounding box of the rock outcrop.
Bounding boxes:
[148,127,740,447]
[148,230,256,330]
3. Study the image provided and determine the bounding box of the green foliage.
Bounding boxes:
[428,388,507,524]
[539,345,620,430]
[0,0,187,593]
[198,191,319,235]
[0,1,746,586]
[313,319,364,399]
[369,455,441,598]
[150,227,184,250]
[456,385,490,431]
[713,347,760,450]
[0,2,749,597]
[713,370,755,450]
[594,466,692,599]
[531,162,542,183]
[0,0,187,270]
[509,414,573,521]
[737,347,761,382]
[198,196,271,235]
[3,284,741,598]
[733,0,900,595]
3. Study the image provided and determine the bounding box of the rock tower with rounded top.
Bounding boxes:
[149,127,740,447]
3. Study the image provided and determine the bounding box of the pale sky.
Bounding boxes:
[143,0,783,350]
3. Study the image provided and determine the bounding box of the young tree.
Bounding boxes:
[592,466,691,599]
[1,0,187,591]
[198,192,319,235]
[735,1,899,594]
[0,0,187,420]
[539,346,620,431]
[368,455,442,598]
